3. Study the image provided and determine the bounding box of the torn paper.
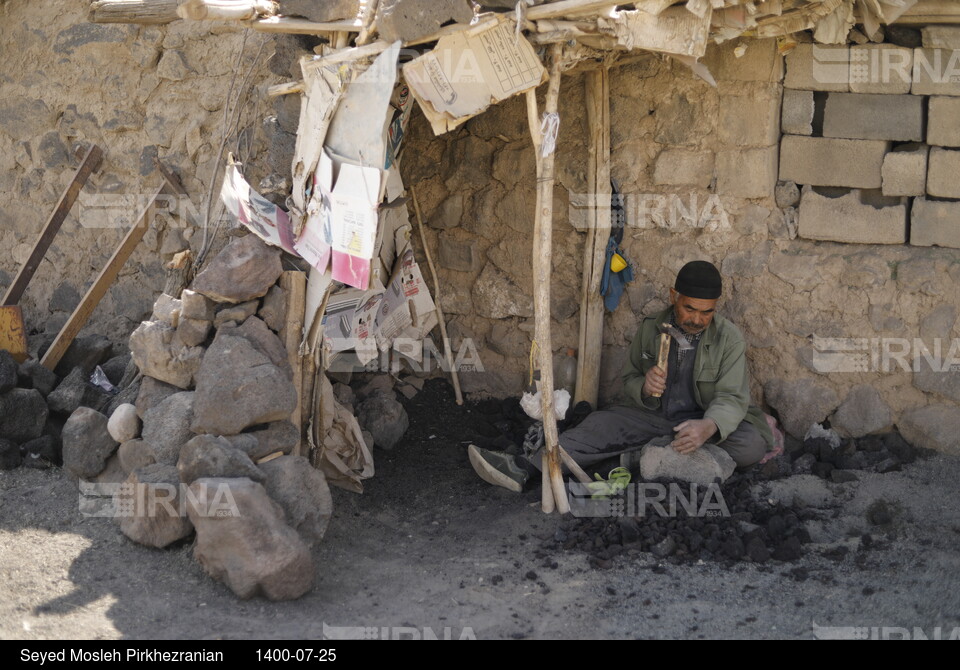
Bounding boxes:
[402,18,547,136]
[220,162,298,255]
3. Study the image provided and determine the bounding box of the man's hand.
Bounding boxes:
[671,418,718,455]
[642,365,667,398]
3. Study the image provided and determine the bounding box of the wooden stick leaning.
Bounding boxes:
[528,44,569,515]
[410,187,463,406]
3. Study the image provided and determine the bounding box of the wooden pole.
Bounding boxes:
[88,0,180,23]
[526,0,620,21]
[2,144,103,307]
[280,271,307,458]
[575,67,611,409]
[529,44,569,515]
[177,0,274,21]
[410,188,464,406]
[249,17,362,35]
[41,185,164,371]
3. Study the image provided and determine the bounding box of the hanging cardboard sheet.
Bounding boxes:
[402,18,547,136]
[597,6,713,58]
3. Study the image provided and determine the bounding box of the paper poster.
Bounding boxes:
[220,163,299,255]
[403,18,546,135]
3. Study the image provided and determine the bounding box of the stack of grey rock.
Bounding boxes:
[59,234,332,601]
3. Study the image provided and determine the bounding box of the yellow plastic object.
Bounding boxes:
[0,306,28,363]
[610,252,627,273]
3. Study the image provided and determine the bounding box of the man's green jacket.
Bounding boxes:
[622,306,773,448]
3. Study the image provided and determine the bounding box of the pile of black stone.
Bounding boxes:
[0,337,137,471]
[761,431,919,482]
[546,471,812,569]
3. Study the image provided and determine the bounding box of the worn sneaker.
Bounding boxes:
[468,444,530,493]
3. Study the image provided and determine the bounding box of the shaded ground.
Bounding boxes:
[1,379,959,640]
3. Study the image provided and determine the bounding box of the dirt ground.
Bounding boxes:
[2,380,960,641]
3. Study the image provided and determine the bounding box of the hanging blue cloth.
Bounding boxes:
[600,237,634,312]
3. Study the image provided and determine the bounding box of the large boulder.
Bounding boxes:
[54,334,112,377]
[62,407,118,480]
[830,385,892,437]
[187,477,315,600]
[135,376,180,419]
[0,350,18,394]
[129,321,203,389]
[177,435,265,485]
[260,455,333,550]
[190,235,283,304]
[118,438,156,474]
[17,360,58,397]
[118,464,194,548]
[190,326,296,436]
[0,388,49,443]
[0,438,21,469]
[141,392,196,465]
[638,438,737,485]
[898,405,960,456]
[764,378,840,439]
[357,392,408,450]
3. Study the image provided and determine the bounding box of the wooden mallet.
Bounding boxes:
[651,322,693,398]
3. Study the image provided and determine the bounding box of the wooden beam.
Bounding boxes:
[177,0,274,21]
[40,185,163,372]
[527,0,619,21]
[575,68,611,409]
[88,0,180,24]
[249,17,362,35]
[530,44,569,515]
[2,144,103,307]
[280,271,307,458]
[895,1,960,23]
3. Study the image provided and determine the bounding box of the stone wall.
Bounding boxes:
[400,36,960,454]
[0,0,296,352]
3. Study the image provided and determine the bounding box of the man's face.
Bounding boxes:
[670,289,718,335]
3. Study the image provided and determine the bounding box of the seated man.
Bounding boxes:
[469,260,773,492]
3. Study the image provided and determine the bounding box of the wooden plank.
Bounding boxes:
[527,0,620,21]
[0,306,28,363]
[2,144,103,307]
[280,271,307,458]
[250,17,362,35]
[575,68,611,409]
[40,185,163,372]
[89,0,180,23]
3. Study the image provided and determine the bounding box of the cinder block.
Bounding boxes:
[785,44,849,92]
[911,198,960,249]
[798,186,906,244]
[927,147,960,198]
[781,89,814,136]
[716,146,778,199]
[702,38,784,83]
[823,93,924,142]
[653,149,715,188]
[928,96,960,147]
[922,26,960,50]
[849,44,913,94]
[912,48,960,95]
[882,144,929,196]
[718,83,781,147]
[779,136,890,189]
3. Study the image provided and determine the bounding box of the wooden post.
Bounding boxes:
[575,68,611,408]
[2,145,103,307]
[529,44,569,515]
[88,0,180,23]
[40,185,164,372]
[410,187,463,406]
[280,271,307,458]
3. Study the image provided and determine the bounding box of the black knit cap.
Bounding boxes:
[675,261,722,300]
